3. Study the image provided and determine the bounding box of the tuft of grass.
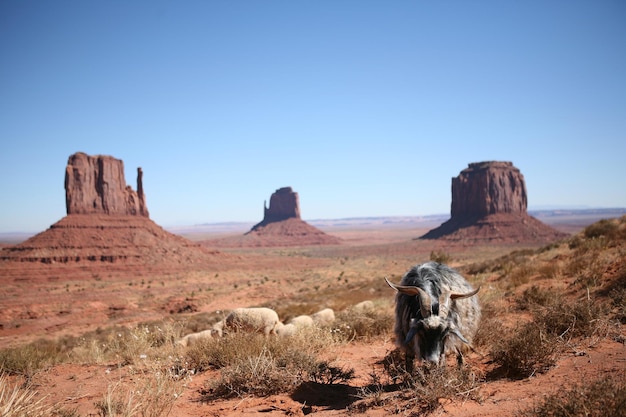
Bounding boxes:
[0,373,54,417]
[429,250,451,264]
[0,338,74,377]
[516,373,626,417]
[194,328,352,399]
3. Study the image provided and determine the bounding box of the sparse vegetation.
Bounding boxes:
[517,373,626,417]
[0,373,54,416]
[1,216,624,415]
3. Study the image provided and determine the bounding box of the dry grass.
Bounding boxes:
[516,372,626,417]
[0,373,54,417]
[194,327,353,399]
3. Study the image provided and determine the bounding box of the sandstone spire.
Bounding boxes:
[65,152,149,217]
[253,187,301,229]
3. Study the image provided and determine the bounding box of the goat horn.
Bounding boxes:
[385,277,432,317]
[451,286,481,300]
[439,286,480,319]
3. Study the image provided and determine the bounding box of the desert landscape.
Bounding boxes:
[0,155,624,416]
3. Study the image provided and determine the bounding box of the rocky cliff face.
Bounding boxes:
[65,152,149,217]
[451,161,527,219]
[263,187,301,223]
[421,161,567,243]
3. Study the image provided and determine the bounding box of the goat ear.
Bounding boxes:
[449,329,470,345]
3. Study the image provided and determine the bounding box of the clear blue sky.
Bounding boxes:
[1,1,625,233]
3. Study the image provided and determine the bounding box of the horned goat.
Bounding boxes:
[223,307,280,336]
[385,262,480,370]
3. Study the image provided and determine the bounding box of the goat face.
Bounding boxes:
[386,267,479,366]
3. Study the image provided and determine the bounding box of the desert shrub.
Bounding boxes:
[583,217,624,241]
[517,373,626,417]
[0,373,54,417]
[0,338,72,377]
[196,329,352,399]
[533,293,611,340]
[94,370,186,417]
[376,356,482,416]
[429,250,451,264]
[610,287,626,324]
[507,262,537,288]
[537,260,561,279]
[334,301,394,340]
[491,322,560,378]
[516,285,559,310]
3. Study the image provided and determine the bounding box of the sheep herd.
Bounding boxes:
[178,306,341,347]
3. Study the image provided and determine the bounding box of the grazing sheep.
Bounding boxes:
[223,307,280,336]
[287,315,314,328]
[311,308,335,326]
[275,322,297,337]
[385,261,481,371]
[352,300,375,312]
[178,329,215,347]
[177,320,224,346]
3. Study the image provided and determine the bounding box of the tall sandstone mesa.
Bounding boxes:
[65,152,149,217]
[421,161,567,242]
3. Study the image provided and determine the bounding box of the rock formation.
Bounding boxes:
[65,152,149,217]
[1,152,220,267]
[202,187,340,247]
[253,187,301,228]
[420,161,568,243]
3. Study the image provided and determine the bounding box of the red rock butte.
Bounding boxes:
[420,161,568,243]
[0,152,220,268]
[201,187,341,247]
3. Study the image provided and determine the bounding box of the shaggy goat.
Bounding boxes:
[385,262,480,370]
[223,307,280,336]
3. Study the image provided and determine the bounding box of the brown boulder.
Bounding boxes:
[65,152,149,217]
[421,161,568,243]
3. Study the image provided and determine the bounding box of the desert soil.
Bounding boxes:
[0,219,624,416]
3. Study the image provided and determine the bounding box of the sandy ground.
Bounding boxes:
[1,216,624,416]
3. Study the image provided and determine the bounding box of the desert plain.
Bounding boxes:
[0,210,624,416]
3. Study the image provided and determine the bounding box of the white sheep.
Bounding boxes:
[223,307,280,335]
[352,300,375,312]
[311,308,335,326]
[178,329,214,347]
[287,315,314,328]
[274,322,297,337]
[177,320,224,346]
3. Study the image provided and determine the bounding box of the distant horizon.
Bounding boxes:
[1,205,624,236]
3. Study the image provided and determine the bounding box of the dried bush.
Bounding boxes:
[517,373,626,417]
[191,327,352,399]
[491,322,560,378]
[0,338,72,377]
[429,250,451,264]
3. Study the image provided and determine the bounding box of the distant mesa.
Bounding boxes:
[250,186,301,230]
[420,161,568,243]
[202,187,341,248]
[1,152,219,266]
